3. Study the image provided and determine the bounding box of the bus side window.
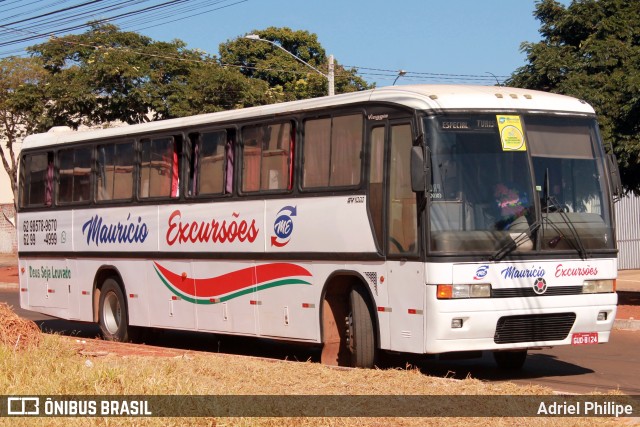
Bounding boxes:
[19,152,53,207]
[190,131,227,196]
[303,114,362,189]
[226,132,234,194]
[139,136,180,199]
[96,142,134,201]
[331,115,362,186]
[58,147,91,204]
[241,122,292,192]
[45,154,53,206]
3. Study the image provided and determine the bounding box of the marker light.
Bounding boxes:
[437,284,491,299]
[437,285,452,299]
[582,279,615,294]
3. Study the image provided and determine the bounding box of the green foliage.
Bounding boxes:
[0,56,50,207]
[219,26,370,100]
[1,24,371,207]
[27,23,270,126]
[508,0,640,193]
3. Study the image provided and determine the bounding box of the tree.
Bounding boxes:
[219,26,371,100]
[28,23,270,126]
[507,0,640,193]
[0,57,50,209]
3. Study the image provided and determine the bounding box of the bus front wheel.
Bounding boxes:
[346,286,376,368]
[98,278,132,342]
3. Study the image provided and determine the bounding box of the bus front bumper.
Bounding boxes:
[424,288,617,354]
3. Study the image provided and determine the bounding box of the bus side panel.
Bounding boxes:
[18,212,73,255]
[147,259,196,330]
[386,260,425,353]
[264,197,378,254]
[73,207,158,254]
[192,260,258,336]
[158,202,265,254]
[20,257,71,319]
[256,261,318,341]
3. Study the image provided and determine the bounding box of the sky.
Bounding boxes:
[0,0,572,87]
[138,0,569,86]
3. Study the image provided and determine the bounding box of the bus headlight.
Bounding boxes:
[582,279,615,294]
[437,283,491,299]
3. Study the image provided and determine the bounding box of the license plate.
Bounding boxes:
[571,332,599,345]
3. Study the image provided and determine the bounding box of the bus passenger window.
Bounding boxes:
[303,118,330,187]
[241,122,292,192]
[96,142,134,201]
[190,131,227,196]
[303,114,362,189]
[58,147,91,204]
[139,137,180,198]
[19,152,53,207]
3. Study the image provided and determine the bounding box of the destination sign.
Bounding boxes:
[438,118,497,132]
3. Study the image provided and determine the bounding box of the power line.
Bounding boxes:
[0,0,245,55]
[0,1,511,85]
[11,33,510,85]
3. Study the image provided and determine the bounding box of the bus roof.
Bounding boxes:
[22,84,595,149]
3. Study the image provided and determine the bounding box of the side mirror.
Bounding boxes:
[607,153,623,200]
[411,146,431,193]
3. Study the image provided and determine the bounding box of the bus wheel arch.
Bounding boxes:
[92,267,124,323]
[320,273,378,368]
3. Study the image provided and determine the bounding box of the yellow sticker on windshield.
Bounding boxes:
[497,115,527,151]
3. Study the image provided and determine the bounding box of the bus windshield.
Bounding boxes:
[426,114,614,255]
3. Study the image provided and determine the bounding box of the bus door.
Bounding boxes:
[385,122,426,353]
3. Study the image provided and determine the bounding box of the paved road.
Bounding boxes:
[2,288,638,395]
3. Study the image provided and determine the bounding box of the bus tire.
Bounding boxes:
[98,278,132,342]
[347,286,376,368]
[493,350,527,370]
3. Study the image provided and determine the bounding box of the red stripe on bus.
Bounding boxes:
[154,262,311,298]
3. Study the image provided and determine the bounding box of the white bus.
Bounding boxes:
[17,84,622,369]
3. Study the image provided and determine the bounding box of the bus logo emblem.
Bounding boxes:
[474,265,489,280]
[533,278,547,295]
[271,206,297,247]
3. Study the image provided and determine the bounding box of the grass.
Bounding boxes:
[0,334,631,426]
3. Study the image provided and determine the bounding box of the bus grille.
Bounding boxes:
[492,286,583,298]
[494,313,576,344]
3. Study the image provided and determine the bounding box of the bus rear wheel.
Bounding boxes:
[493,350,527,370]
[98,278,133,342]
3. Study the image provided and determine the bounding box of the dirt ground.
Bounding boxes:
[0,265,18,284]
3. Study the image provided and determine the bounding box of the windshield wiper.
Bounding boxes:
[542,168,588,259]
[544,196,588,259]
[490,220,540,262]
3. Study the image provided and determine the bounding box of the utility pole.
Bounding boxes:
[328,55,335,96]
